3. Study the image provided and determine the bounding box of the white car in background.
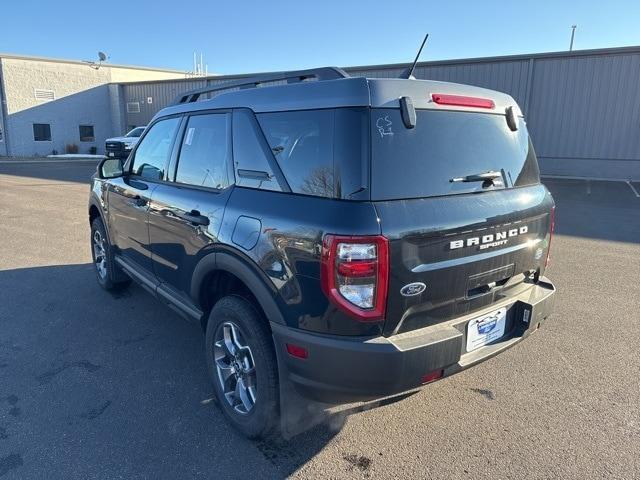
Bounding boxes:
[105,126,146,159]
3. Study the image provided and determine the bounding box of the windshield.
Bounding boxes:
[125,127,145,138]
[370,109,539,200]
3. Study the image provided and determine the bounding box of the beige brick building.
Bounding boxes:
[0,54,186,156]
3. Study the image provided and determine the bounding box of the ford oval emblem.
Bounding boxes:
[400,282,426,297]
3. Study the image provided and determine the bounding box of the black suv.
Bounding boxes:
[89,67,555,438]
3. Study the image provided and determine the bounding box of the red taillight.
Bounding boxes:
[337,260,376,277]
[545,206,555,268]
[286,343,308,359]
[431,93,495,109]
[320,235,389,322]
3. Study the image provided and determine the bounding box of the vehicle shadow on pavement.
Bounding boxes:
[0,262,393,478]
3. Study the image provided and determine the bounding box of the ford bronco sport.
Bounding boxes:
[89,67,555,438]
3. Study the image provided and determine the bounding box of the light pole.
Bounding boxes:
[569,25,577,51]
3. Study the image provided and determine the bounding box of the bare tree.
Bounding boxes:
[300,166,334,197]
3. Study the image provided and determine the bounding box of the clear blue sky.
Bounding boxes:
[1,0,637,74]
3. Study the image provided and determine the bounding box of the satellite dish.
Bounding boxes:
[98,51,107,62]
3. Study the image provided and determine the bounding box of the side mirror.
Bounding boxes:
[98,157,124,179]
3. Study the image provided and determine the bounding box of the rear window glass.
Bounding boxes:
[232,110,282,192]
[257,110,334,197]
[257,108,368,199]
[371,109,540,200]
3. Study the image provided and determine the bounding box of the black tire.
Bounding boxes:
[205,295,280,438]
[90,217,131,291]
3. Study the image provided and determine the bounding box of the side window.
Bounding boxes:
[232,110,281,192]
[131,117,180,181]
[175,113,230,189]
[257,110,334,198]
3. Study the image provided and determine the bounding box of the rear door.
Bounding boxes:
[370,108,554,336]
[148,112,233,295]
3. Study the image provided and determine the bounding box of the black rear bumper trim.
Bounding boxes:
[272,278,555,403]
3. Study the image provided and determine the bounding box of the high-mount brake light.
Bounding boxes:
[431,93,495,109]
[545,206,555,268]
[320,235,389,322]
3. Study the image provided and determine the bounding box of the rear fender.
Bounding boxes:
[190,248,286,326]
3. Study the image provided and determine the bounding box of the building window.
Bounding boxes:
[34,89,55,102]
[33,124,52,142]
[126,102,140,113]
[79,125,95,142]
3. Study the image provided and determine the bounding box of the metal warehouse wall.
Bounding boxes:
[122,46,640,179]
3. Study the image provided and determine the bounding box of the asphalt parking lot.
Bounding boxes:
[0,160,639,479]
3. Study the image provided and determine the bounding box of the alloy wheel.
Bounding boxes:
[213,321,257,415]
[92,229,107,280]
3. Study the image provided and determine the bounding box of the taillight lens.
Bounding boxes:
[545,206,555,268]
[321,235,389,322]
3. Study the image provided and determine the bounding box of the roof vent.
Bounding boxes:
[126,102,141,113]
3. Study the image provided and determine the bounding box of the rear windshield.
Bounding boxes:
[370,109,540,200]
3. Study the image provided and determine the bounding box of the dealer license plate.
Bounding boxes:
[466,307,507,352]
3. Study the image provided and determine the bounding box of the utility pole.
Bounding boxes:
[569,25,577,51]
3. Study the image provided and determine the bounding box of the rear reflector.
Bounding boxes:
[286,343,308,359]
[337,259,376,277]
[421,370,444,384]
[431,93,495,109]
[545,206,555,268]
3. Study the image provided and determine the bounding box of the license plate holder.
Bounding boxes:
[466,307,507,352]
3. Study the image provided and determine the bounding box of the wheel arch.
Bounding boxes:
[88,198,113,243]
[191,248,286,331]
[89,204,101,223]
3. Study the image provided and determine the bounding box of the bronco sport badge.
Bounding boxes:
[449,226,528,251]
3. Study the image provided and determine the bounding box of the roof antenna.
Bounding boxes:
[401,34,429,79]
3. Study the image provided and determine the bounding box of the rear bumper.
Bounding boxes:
[272,278,555,403]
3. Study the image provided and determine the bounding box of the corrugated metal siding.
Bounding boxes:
[123,79,207,127]
[527,53,640,161]
[121,48,640,178]
[122,77,285,126]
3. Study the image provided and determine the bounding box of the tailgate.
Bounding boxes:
[375,185,554,336]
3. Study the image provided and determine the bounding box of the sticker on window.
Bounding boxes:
[376,115,393,138]
[184,127,195,146]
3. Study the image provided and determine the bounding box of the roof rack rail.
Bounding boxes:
[173,67,350,104]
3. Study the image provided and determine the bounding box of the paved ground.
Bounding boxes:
[0,160,638,479]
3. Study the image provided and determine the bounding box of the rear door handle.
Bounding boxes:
[181,210,210,226]
[160,208,209,226]
[131,195,147,207]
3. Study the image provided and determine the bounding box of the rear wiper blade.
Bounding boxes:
[450,170,503,184]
